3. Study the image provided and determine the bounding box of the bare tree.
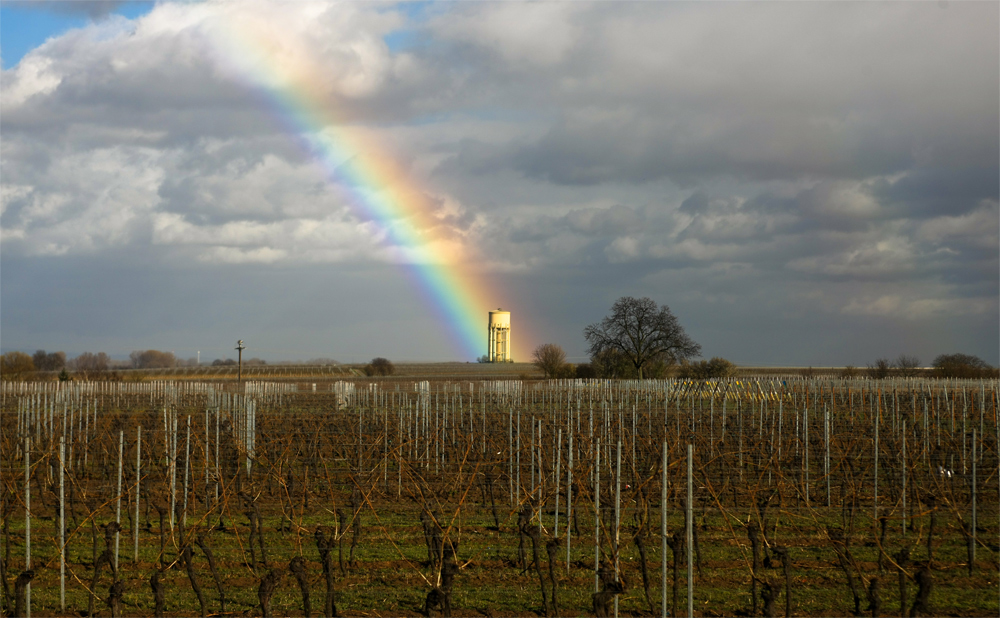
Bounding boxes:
[70,352,111,373]
[32,350,66,372]
[0,352,35,380]
[866,358,891,380]
[584,296,700,379]
[532,343,567,379]
[894,354,921,378]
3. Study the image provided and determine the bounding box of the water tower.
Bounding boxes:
[488,309,511,362]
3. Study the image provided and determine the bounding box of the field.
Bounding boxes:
[1,376,998,617]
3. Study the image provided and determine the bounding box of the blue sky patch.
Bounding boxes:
[1,1,154,68]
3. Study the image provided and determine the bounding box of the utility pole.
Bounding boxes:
[236,340,245,388]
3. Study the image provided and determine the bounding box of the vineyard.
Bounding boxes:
[1,377,998,617]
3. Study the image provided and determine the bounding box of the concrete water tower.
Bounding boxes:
[488,309,512,362]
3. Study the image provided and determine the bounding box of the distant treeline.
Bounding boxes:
[0,348,272,380]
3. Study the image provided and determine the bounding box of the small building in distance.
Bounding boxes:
[487,309,512,362]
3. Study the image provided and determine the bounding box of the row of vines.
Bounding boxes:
[1,377,998,617]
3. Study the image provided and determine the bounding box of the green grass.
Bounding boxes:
[6,500,999,617]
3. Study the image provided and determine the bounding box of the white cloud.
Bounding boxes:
[917,202,1000,250]
[1,54,62,107]
[2,146,164,254]
[604,236,640,264]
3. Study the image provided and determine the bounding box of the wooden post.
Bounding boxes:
[971,429,977,567]
[509,408,514,505]
[555,429,562,537]
[566,432,574,571]
[183,416,191,529]
[59,436,65,611]
[873,415,879,525]
[594,436,602,593]
[170,413,177,532]
[204,408,210,506]
[24,436,31,618]
[923,399,929,465]
[803,406,809,504]
[115,430,123,570]
[686,444,693,618]
[661,440,668,618]
[517,410,521,502]
[614,437,622,618]
[902,420,907,536]
[538,418,544,536]
[214,408,221,504]
[135,425,141,562]
[531,418,536,496]
[825,404,831,507]
[777,399,783,460]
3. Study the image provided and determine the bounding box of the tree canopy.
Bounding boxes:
[68,352,111,373]
[532,343,568,379]
[678,357,736,379]
[932,353,997,379]
[364,357,395,377]
[584,296,701,379]
[130,349,176,369]
[33,350,66,372]
[1,352,35,380]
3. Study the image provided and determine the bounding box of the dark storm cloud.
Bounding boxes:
[872,166,1000,219]
[503,115,911,186]
[428,2,998,189]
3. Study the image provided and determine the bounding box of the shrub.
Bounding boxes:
[556,363,577,379]
[129,350,176,369]
[364,357,394,377]
[840,365,859,379]
[590,348,634,379]
[932,353,998,379]
[1,352,35,380]
[866,358,891,380]
[678,357,736,379]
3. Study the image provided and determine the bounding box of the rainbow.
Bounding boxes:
[207,10,512,361]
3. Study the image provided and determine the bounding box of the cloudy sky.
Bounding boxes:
[2,0,997,366]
